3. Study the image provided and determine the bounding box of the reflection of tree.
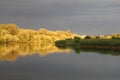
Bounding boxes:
[73,47,81,54]
[56,44,120,56]
[55,37,81,54]
[0,43,71,62]
[80,46,120,56]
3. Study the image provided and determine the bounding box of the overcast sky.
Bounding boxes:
[0,0,120,35]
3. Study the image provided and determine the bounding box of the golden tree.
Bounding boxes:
[17,30,29,42]
[6,24,19,35]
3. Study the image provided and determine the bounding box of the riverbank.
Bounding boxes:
[55,37,120,55]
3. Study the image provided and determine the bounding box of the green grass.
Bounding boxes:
[55,38,120,47]
[55,38,120,55]
[80,39,120,46]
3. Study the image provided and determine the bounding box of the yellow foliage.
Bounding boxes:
[0,24,6,30]
[1,34,13,42]
[6,24,19,35]
[0,24,80,43]
[13,35,20,42]
[0,29,10,36]
[17,30,30,42]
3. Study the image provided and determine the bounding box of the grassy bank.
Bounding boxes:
[55,37,120,55]
[55,37,120,47]
[80,39,120,46]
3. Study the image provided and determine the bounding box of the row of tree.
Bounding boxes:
[82,34,120,39]
[0,24,80,43]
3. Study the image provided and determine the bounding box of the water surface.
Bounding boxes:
[0,43,120,80]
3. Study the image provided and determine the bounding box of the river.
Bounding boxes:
[0,43,120,80]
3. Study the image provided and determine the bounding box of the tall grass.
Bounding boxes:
[55,38,120,56]
[80,39,120,46]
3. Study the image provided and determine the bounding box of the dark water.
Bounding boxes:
[0,44,120,80]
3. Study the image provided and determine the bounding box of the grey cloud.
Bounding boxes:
[0,0,119,18]
[0,0,120,34]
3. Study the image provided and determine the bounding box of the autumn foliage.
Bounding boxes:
[0,24,80,43]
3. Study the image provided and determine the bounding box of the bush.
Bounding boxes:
[6,24,19,35]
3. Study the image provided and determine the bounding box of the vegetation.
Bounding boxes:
[80,39,120,46]
[0,24,80,43]
[1,23,120,60]
[55,37,120,55]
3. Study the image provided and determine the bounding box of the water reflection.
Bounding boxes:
[56,44,120,56]
[0,43,70,61]
[1,42,120,62]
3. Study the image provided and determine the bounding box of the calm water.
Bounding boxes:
[0,43,120,80]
